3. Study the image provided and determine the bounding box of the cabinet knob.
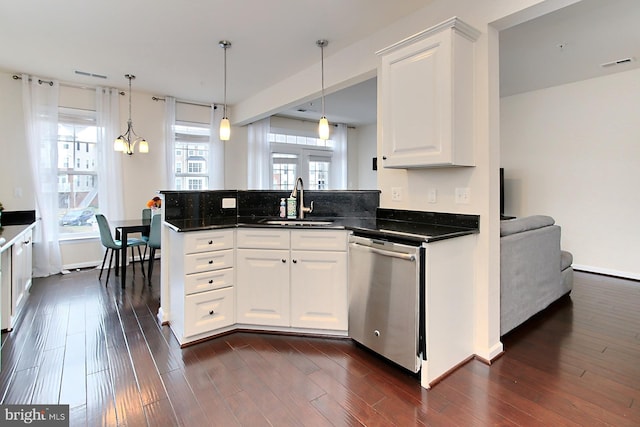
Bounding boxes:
[208,240,213,245]
[208,279,213,284]
[382,156,387,160]
[208,260,214,264]
[292,259,297,264]
[281,259,286,263]
[209,310,214,315]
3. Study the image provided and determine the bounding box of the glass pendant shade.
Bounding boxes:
[220,117,231,140]
[318,116,330,140]
[138,139,149,153]
[114,136,125,152]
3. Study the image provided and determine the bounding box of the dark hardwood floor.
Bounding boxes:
[1,266,639,426]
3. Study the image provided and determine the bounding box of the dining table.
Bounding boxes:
[111,218,151,288]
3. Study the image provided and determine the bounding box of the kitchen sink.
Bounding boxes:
[261,219,334,227]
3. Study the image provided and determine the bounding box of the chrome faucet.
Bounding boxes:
[290,177,314,219]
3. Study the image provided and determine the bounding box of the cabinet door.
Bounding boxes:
[183,287,234,337]
[236,249,290,326]
[290,250,347,331]
[11,230,31,315]
[379,19,476,168]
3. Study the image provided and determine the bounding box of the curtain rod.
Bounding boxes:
[274,114,355,129]
[13,74,111,91]
[152,96,218,109]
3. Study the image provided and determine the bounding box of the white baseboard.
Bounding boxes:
[63,253,160,272]
[573,264,640,281]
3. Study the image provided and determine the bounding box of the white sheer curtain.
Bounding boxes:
[96,87,124,221]
[331,123,348,189]
[22,74,62,277]
[247,117,271,189]
[164,96,176,189]
[209,104,224,189]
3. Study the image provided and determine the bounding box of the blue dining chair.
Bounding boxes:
[95,214,147,285]
[141,208,152,260]
[146,213,162,285]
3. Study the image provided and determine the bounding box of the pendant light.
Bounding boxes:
[114,74,149,155]
[316,39,330,140]
[219,40,232,141]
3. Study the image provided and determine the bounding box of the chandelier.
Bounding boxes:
[114,74,149,155]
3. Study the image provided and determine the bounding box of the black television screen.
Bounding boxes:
[500,168,505,215]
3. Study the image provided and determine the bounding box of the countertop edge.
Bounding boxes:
[0,222,37,253]
[165,220,478,243]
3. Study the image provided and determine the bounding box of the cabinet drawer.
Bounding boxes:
[184,267,234,295]
[184,287,234,337]
[184,229,234,254]
[185,249,233,274]
[291,229,347,251]
[237,228,289,249]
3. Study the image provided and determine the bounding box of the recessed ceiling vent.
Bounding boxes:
[74,70,107,79]
[600,57,635,68]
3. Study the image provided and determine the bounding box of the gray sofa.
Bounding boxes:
[500,215,573,335]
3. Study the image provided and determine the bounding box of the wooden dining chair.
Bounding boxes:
[146,213,162,285]
[95,214,147,285]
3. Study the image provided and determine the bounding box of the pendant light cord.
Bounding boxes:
[320,43,325,117]
[223,45,227,118]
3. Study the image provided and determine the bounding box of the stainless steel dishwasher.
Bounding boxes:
[348,234,424,373]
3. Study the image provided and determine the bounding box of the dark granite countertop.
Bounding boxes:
[165,210,478,244]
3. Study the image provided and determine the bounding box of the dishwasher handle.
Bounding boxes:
[349,242,416,261]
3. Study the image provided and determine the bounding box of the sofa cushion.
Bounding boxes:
[500,215,555,237]
[561,250,573,271]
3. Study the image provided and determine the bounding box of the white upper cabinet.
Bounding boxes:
[378,17,479,168]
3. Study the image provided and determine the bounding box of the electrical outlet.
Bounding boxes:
[427,189,437,203]
[455,187,470,204]
[391,187,402,201]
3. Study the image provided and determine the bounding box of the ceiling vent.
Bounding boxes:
[74,70,107,79]
[600,57,635,68]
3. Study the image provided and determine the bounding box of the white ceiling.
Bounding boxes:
[2,0,638,127]
[0,0,428,110]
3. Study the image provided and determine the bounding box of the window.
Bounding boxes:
[57,108,98,235]
[269,132,333,190]
[173,121,212,189]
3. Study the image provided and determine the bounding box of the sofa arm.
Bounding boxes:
[500,215,555,237]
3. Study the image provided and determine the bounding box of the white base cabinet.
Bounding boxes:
[236,228,348,333]
[1,226,33,331]
[168,228,235,345]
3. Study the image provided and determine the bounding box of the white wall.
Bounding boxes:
[0,71,33,211]
[501,68,640,279]
[353,123,378,190]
